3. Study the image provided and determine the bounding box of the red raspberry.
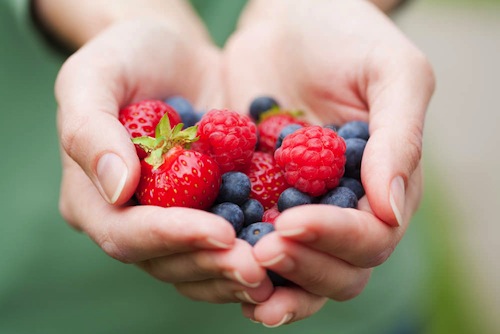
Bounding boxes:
[257,112,310,154]
[193,109,257,173]
[274,126,346,197]
[119,100,181,159]
[262,205,281,224]
[244,152,290,210]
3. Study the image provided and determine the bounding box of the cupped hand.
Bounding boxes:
[222,0,435,326]
[56,18,273,305]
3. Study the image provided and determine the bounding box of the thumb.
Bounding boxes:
[56,56,140,206]
[362,52,435,227]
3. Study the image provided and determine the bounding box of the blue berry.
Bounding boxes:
[344,138,367,180]
[338,121,369,140]
[339,177,365,199]
[249,96,280,122]
[275,124,303,149]
[238,222,288,286]
[323,124,339,132]
[238,222,275,246]
[241,199,264,227]
[216,172,251,205]
[320,187,358,208]
[211,202,244,233]
[165,96,200,128]
[277,187,314,212]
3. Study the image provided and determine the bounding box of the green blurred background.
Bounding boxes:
[394,0,500,333]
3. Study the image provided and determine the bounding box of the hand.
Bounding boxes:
[223,0,435,326]
[56,18,274,305]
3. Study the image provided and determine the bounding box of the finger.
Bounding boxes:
[59,160,236,263]
[253,233,372,300]
[273,204,402,268]
[174,277,273,305]
[138,239,267,288]
[363,47,435,226]
[241,287,327,327]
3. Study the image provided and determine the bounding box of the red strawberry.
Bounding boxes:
[274,126,346,197]
[257,110,310,154]
[119,99,182,159]
[133,114,221,210]
[192,109,258,173]
[244,152,290,210]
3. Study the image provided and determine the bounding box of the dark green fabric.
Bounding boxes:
[0,1,431,333]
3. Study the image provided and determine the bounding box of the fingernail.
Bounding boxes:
[389,176,405,226]
[204,237,232,249]
[259,254,295,273]
[278,227,317,242]
[223,270,261,288]
[262,313,293,328]
[96,153,128,204]
[235,291,260,304]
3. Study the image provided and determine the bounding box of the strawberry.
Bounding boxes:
[257,110,310,154]
[192,109,258,173]
[244,152,290,210]
[274,126,346,197]
[119,99,182,159]
[132,114,221,210]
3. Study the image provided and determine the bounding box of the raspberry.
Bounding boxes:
[193,109,257,173]
[274,126,346,197]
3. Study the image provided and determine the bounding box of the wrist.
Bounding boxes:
[32,0,211,51]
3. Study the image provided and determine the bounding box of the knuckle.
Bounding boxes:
[333,269,371,302]
[96,232,130,263]
[59,114,90,162]
[363,246,395,268]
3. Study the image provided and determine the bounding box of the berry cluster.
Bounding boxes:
[119,96,369,286]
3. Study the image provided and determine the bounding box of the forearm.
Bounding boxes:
[32,0,210,50]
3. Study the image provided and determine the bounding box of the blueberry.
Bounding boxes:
[324,124,339,132]
[238,222,275,246]
[338,121,369,140]
[320,186,358,208]
[277,187,314,212]
[238,222,288,286]
[249,96,280,122]
[241,199,264,227]
[165,96,200,128]
[216,172,251,205]
[344,138,367,180]
[339,177,365,199]
[211,202,245,233]
[275,124,303,149]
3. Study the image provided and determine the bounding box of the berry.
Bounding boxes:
[165,95,200,128]
[262,205,281,224]
[244,152,290,210]
[133,114,221,210]
[216,172,251,205]
[344,138,367,180]
[275,124,303,150]
[238,222,288,286]
[277,187,315,212]
[249,96,280,122]
[193,109,258,173]
[241,199,264,227]
[257,111,310,154]
[274,126,346,197]
[119,99,182,159]
[320,186,358,209]
[211,202,245,234]
[238,222,275,246]
[339,177,365,199]
[337,121,369,140]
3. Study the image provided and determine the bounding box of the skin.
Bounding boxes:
[36,0,435,328]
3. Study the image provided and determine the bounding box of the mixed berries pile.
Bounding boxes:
[119,96,369,286]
